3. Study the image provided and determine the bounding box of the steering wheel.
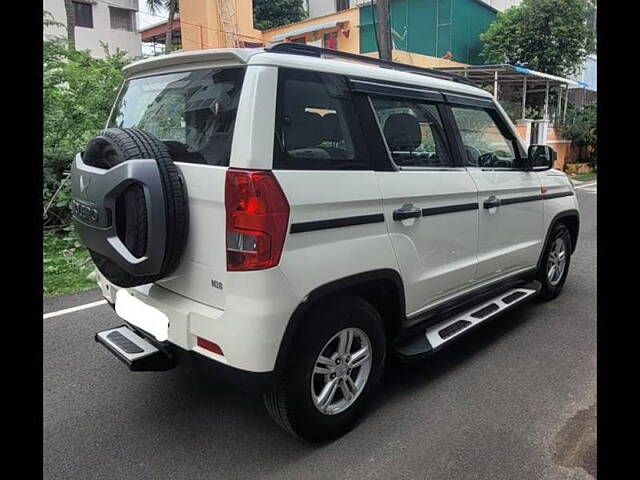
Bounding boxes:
[464,145,483,166]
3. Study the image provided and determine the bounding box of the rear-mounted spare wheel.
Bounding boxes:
[71,127,188,287]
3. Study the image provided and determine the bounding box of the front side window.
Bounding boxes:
[109,67,246,166]
[451,107,521,169]
[73,1,93,28]
[274,69,369,170]
[371,97,452,168]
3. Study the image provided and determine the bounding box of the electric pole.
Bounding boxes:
[376,0,392,61]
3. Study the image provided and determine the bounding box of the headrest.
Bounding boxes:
[383,113,421,151]
[321,113,343,143]
[287,110,323,149]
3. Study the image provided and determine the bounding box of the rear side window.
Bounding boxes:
[370,97,452,168]
[109,67,246,166]
[273,68,371,170]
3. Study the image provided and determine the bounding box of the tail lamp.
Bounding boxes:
[225,169,290,271]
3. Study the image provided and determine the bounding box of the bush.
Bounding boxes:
[557,103,597,163]
[43,37,130,229]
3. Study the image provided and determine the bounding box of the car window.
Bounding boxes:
[273,69,370,170]
[109,67,246,166]
[451,107,520,169]
[370,97,452,168]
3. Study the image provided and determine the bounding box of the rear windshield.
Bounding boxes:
[109,67,246,166]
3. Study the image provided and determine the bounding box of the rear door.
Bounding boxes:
[109,65,248,308]
[358,84,480,316]
[447,96,544,283]
[268,69,399,297]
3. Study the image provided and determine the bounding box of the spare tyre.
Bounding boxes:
[70,127,188,288]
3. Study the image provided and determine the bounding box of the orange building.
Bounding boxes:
[141,0,467,70]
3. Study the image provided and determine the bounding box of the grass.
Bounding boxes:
[43,229,97,296]
[570,172,597,182]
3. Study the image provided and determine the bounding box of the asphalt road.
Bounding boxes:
[44,186,596,480]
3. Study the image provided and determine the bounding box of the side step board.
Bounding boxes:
[95,325,176,371]
[395,280,542,360]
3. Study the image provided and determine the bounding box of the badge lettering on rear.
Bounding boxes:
[211,280,223,290]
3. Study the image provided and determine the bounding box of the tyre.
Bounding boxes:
[81,127,188,287]
[264,296,386,442]
[536,223,572,300]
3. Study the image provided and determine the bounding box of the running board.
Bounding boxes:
[394,281,541,360]
[95,325,176,371]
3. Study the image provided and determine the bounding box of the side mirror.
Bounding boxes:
[527,144,556,171]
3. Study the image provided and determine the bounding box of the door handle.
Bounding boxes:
[483,196,502,209]
[393,205,422,221]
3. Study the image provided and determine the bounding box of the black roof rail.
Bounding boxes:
[264,43,478,88]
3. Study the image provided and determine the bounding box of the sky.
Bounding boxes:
[137,1,168,30]
[137,1,169,54]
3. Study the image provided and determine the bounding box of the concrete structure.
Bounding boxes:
[359,0,497,65]
[43,0,142,58]
[170,0,488,70]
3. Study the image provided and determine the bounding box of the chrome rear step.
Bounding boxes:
[95,325,176,371]
[395,280,541,360]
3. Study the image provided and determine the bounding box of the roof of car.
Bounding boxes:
[123,47,491,98]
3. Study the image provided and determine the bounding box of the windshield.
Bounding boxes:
[109,67,246,166]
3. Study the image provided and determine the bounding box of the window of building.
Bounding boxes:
[450,107,520,169]
[323,31,338,50]
[73,1,93,29]
[371,97,452,168]
[336,0,350,11]
[110,7,136,32]
[290,37,306,44]
[273,69,370,170]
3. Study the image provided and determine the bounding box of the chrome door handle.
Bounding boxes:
[483,196,502,209]
[393,204,422,221]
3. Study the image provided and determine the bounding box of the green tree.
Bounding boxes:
[480,0,596,77]
[43,37,129,228]
[253,0,307,31]
[557,103,597,162]
[146,0,180,53]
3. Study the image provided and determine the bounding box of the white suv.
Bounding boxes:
[70,44,579,442]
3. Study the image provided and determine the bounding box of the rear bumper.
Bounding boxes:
[95,268,302,375]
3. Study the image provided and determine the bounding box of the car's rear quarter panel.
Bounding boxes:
[274,170,400,299]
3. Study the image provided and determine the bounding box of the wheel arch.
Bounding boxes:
[272,269,406,381]
[537,209,580,271]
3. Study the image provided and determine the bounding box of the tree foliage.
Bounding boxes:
[557,103,597,161]
[43,37,129,228]
[480,0,596,77]
[253,0,307,31]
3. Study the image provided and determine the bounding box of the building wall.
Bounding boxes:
[570,54,597,91]
[359,0,496,65]
[478,0,519,11]
[261,7,360,53]
[43,0,142,59]
[180,0,263,50]
[308,0,359,19]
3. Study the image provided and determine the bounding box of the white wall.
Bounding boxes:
[308,0,358,19]
[479,0,521,11]
[43,0,142,59]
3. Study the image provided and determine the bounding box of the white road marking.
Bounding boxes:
[574,181,597,190]
[43,299,108,319]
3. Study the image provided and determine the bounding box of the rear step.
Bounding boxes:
[394,281,541,360]
[95,326,176,371]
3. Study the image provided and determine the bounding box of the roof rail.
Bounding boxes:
[264,43,478,88]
